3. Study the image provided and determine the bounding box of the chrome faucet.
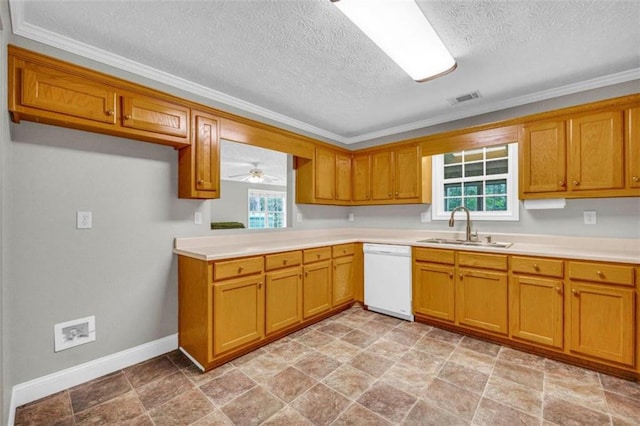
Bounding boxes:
[448,206,472,242]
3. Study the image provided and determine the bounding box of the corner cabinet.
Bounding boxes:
[178,111,221,199]
[296,147,351,205]
[519,108,638,199]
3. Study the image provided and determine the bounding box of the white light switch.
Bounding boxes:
[348,213,355,222]
[77,211,92,229]
[584,210,597,225]
[194,212,203,225]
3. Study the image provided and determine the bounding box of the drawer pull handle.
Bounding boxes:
[559,181,565,187]
[556,286,562,294]
[633,176,639,182]
[449,272,453,279]
[395,192,399,196]
[238,266,244,273]
[197,179,204,184]
[258,282,262,289]
[105,109,114,116]
[305,271,308,277]
[533,264,540,271]
[124,114,132,120]
[572,289,580,296]
[572,180,580,186]
[283,259,287,265]
[596,270,603,277]
[459,274,463,280]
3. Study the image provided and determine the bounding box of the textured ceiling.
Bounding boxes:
[8,0,640,145]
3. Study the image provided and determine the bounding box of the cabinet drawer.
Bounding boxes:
[303,247,332,264]
[568,261,634,287]
[265,251,302,271]
[458,252,508,271]
[332,243,355,258]
[213,256,263,281]
[512,256,564,278]
[414,247,454,265]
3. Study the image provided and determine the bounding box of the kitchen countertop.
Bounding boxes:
[174,228,640,264]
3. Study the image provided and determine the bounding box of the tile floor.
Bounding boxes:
[15,305,640,425]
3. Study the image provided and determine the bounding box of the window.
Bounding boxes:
[432,143,519,221]
[248,189,286,229]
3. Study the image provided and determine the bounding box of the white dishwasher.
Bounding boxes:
[363,243,413,321]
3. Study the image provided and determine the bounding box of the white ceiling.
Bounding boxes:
[220,140,288,184]
[7,0,640,146]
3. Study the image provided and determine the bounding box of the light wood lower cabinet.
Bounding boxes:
[265,267,303,335]
[413,262,455,322]
[457,268,509,335]
[568,281,635,367]
[510,275,564,349]
[303,260,332,319]
[332,255,355,307]
[212,275,264,355]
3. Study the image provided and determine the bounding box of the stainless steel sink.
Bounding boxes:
[417,238,513,248]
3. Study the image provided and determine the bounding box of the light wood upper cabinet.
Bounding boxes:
[568,111,624,191]
[179,111,220,199]
[352,154,371,202]
[520,109,636,199]
[297,147,351,205]
[212,275,264,355]
[121,93,189,138]
[370,145,422,203]
[627,108,640,189]
[519,121,567,195]
[20,61,118,125]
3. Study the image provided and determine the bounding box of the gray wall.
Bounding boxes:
[210,180,286,228]
[1,4,8,422]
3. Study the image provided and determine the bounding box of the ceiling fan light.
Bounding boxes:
[332,0,456,82]
[247,175,264,183]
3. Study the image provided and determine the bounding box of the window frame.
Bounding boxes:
[247,188,287,229]
[431,143,519,221]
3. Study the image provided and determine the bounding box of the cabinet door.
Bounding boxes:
[213,275,264,355]
[520,121,567,194]
[303,261,332,319]
[394,145,421,199]
[265,268,302,335]
[568,111,624,191]
[370,151,393,200]
[352,154,371,202]
[457,269,508,335]
[194,113,220,193]
[627,108,640,189]
[315,148,336,200]
[333,256,355,307]
[121,94,189,138]
[569,282,635,366]
[413,262,455,322]
[510,275,563,349]
[21,62,117,124]
[335,152,352,201]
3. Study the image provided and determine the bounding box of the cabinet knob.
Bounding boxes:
[533,264,540,271]
[299,274,302,279]
[556,286,562,294]
[633,176,640,182]
[572,289,580,296]
[596,270,603,277]
[572,180,580,186]
[305,271,309,277]
[258,282,262,289]
[283,259,287,265]
[395,192,399,196]
[559,181,566,187]
[105,109,114,116]
[197,179,204,184]
[238,266,244,273]
[388,192,392,198]
[449,272,453,279]
[124,114,132,120]
[459,273,463,280]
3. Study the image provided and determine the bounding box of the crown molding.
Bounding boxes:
[9,0,640,146]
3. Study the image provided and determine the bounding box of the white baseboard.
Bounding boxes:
[8,334,178,426]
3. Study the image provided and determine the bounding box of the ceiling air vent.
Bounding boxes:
[448,91,481,105]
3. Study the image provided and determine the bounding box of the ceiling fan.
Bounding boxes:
[226,162,282,184]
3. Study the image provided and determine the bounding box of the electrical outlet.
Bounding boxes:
[76,211,92,229]
[348,213,355,222]
[194,212,203,225]
[54,316,96,352]
[420,212,431,223]
[584,210,597,225]
[296,213,303,222]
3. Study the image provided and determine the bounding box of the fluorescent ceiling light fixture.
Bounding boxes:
[332,0,456,82]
